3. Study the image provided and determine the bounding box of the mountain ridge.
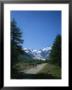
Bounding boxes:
[24,47,51,60]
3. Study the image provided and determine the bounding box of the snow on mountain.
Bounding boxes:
[24,47,51,60]
[42,47,51,51]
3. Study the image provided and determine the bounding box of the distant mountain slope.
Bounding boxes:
[19,51,45,64]
[19,51,33,62]
[24,47,51,60]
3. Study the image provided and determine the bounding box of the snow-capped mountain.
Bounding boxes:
[24,47,51,60]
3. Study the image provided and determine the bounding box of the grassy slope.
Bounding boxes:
[38,63,61,78]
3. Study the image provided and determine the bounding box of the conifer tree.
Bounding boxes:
[11,19,24,78]
[49,35,61,67]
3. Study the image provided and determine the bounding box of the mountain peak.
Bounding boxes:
[42,47,51,51]
[24,47,51,60]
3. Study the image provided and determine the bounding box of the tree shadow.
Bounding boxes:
[11,71,61,79]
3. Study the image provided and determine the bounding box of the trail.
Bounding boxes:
[21,63,47,74]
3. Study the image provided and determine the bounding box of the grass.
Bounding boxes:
[13,62,36,71]
[12,62,61,79]
[12,73,58,79]
[38,63,61,79]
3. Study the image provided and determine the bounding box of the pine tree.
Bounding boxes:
[11,19,24,78]
[49,35,61,67]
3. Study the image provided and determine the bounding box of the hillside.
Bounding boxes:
[18,51,46,64]
[38,63,61,78]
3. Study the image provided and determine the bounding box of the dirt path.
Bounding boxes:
[21,63,47,74]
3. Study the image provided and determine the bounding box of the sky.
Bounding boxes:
[11,11,61,50]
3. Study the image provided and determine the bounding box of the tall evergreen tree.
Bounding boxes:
[11,19,24,78]
[49,35,61,67]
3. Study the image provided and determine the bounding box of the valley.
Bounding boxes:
[11,11,61,80]
[12,47,61,79]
